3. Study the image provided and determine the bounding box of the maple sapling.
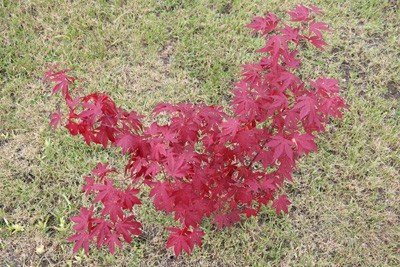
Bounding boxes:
[46,4,347,257]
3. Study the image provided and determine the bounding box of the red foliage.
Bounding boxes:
[46,5,347,257]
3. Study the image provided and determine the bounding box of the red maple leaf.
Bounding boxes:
[246,12,279,36]
[68,207,94,254]
[93,179,116,203]
[149,181,174,212]
[66,97,79,110]
[278,24,302,43]
[257,35,286,63]
[166,227,204,258]
[292,133,317,156]
[287,5,311,22]
[68,231,92,255]
[294,95,316,120]
[308,21,332,38]
[232,81,260,121]
[82,176,96,196]
[281,49,301,69]
[49,69,75,98]
[115,132,140,154]
[44,63,59,81]
[70,207,94,233]
[283,109,300,130]
[91,218,113,247]
[307,36,328,50]
[80,125,96,146]
[101,198,124,223]
[313,78,341,94]
[104,232,122,254]
[65,119,80,135]
[149,139,167,161]
[120,187,141,211]
[164,153,191,178]
[123,111,143,132]
[115,215,142,243]
[272,194,291,215]
[266,134,294,161]
[50,108,62,131]
[79,101,103,125]
[242,208,258,218]
[240,63,263,88]
[219,118,240,139]
[212,210,241,229]
[92,162,117,180]
[260,174,278,190]
[166,227,192,258]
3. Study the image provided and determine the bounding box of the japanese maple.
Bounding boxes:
[46,4,347,257]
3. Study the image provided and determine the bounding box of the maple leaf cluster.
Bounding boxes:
[46,4,347,257]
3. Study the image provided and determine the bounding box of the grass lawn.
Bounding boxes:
[1,0,399,266]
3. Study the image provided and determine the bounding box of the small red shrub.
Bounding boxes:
[46,4,347,257]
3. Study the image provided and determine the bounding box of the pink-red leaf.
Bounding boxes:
[115,132,140,154]
[308,36,328,50]
[272,194,291,215]
[70,207,94,233]
[287,5,311,22]
[292,133,317,156]
[115,215,142,243]
[91,218,113,247]
[92,163,117,180]
[68,231,92,255]
[246,12,279,36]
[50,108,62,131]
[104,232,122,254]
[166,227,204,258]
[266,135,294,161]
[308,21,332,38]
